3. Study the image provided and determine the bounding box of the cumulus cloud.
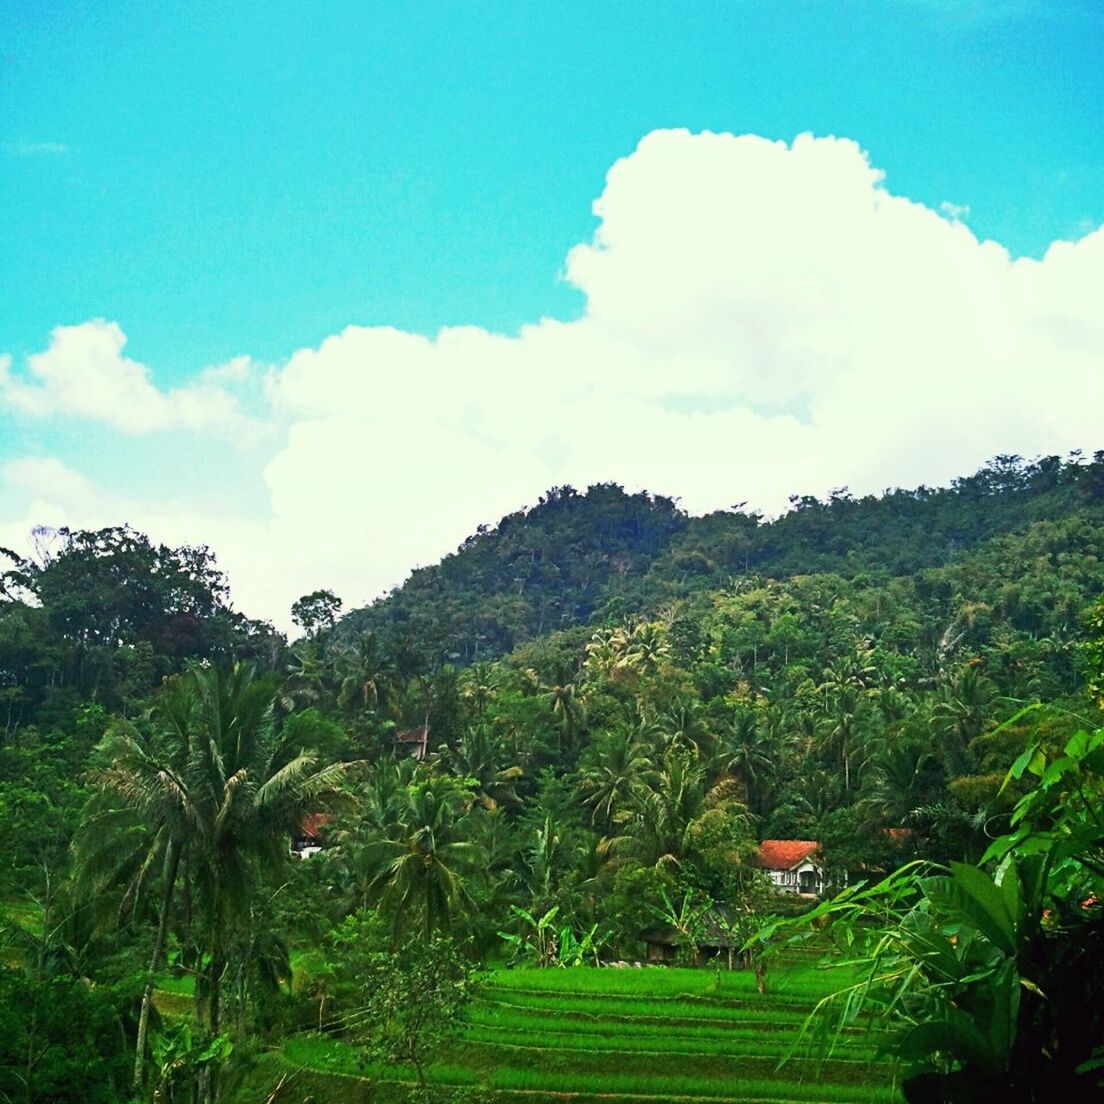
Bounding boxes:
[2,130,1102,629]
[0,320,263,438]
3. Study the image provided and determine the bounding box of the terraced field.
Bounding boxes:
[251,960,901,1104]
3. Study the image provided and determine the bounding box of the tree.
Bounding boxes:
[371,774,483,942]
[576,728,653,830]
[357,936,475,1092]
[290,589,343,640]
[84,663,352,1102]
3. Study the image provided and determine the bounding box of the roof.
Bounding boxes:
[758,839,820,870]
[644,907,742,948]
[396,725,428,744]
[301,812,330,840]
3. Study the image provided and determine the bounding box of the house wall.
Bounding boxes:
[767,862,824,894]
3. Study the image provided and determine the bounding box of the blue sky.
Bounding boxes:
[2,1,1102,626]
[3,1,1101,370]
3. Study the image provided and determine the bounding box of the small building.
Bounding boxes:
[758,839,824,896]
[396,724,429,760]
[643,907,742,967]
[292,812,330,859]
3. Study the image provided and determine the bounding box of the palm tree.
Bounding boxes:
[459,661,499,718]
[932,665,995,776]
[336,632,396,714]
[79,672,197,1093]
[657,700,714,757]
[602,748,749,873]
[576,728,653,831]
[370,774,483,942]
[279,645,331,711]
[440,723,523,809]
[542,665,587,754]
[183,666,350,1046]
[819,684,864,793]
[716,708,774,814]
[860,738,938,825]
[85,663,352,1102]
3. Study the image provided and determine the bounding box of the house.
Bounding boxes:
[643,907,743,967]
[396,724,429,760]
[758,839,824,896]
[292,812,330,859]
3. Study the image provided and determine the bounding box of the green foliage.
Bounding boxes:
[0,968,130,1103]
[291,588,344,639]
[755,719,1104,1102]
[353,936,477,1089]
[5,453,1104,1104]
[340,454,1104,666]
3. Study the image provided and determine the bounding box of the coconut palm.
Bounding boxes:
[602,748,748,872]
[336,632,396,714]
[657,699,714,757]
[370,774,484,942]
[933,665,995,775]
[459,661,499,717]
[79,672,197,1092]
[542,666,587,753]
[716,707,775,814]
[440,723,523,809]
[576,728,653,831]
[84,663,352,1102]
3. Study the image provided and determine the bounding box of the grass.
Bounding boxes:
[253,963,900,1104]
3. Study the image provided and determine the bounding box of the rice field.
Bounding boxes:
[259,959,901,1104]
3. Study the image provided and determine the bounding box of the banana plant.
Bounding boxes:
[556,922,609,967]
[498,904,561,967]
[752,721,1104,1102]
[645,887,712,962]
[498,905,610,967]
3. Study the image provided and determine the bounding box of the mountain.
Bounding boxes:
[338,452,1104,663]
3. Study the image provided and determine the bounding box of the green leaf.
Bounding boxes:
[996,863,1023,948]
[897,1007,1000,1072]
[922,863,1016,955]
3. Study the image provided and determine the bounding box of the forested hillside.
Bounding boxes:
[342,451,1104,661]
[1,452,1103,1103]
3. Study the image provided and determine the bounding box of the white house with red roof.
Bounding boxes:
[758,839,824,896]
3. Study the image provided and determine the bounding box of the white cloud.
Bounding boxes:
[5,141,69,157]
[2,129,1103,630]
[0,320,263,438]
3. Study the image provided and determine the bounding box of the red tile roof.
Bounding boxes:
[758,839,820,870]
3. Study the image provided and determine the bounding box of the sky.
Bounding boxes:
[1,1,1102,630]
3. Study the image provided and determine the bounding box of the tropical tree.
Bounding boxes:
[542,665,587,754]
[576,728,653,831]
[933,665,996,776]
[439,723,523,809]
[84,663,352,1101]
[370,773,484,942]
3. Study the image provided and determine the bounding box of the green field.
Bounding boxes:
[241,961,900,1104]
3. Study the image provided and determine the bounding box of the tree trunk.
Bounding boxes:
[134,841,181,1093]
[201,900,225,1104]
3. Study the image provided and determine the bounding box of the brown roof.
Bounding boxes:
[301,813,330,840]
[397,726,428,744]
[758,839,820,870]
